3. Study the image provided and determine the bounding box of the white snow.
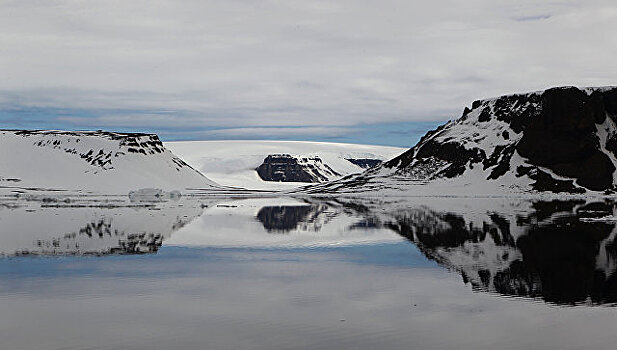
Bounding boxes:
[165,140,406,190]
[596,116,617,185]
[0,130,218,195]
[432,103,519,154]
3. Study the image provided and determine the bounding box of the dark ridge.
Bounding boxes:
[383,122,450,170]
[515,87,617,191]
[2,129,175,170]
[256,154,337,182]
[345,158,383,169]
[380,86,617,192]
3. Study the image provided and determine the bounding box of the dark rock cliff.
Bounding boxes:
[381,86,617,193]
[345,158,383,169]
[256,154,341,182]
[515,87,616,191]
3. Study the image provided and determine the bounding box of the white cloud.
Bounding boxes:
[1,0,616,133]
[201,126,355,138]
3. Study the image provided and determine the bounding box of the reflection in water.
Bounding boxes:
[255,200,378,234]
[365,199,617,306]
[2,196,617,305]
[167,197,402,248]
[247,197,617,306]
[255,201,357,233]
[0,197,207,256]
[257,205,317,233]
[3,196,617,349]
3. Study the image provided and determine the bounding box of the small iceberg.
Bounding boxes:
[128,188,181,202]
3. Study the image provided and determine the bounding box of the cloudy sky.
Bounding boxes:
[1,0,616,147]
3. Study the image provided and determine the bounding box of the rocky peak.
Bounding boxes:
[256,154,341,182]
[305,86,617,195]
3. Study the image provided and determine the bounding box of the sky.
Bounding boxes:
[1,0,617,147]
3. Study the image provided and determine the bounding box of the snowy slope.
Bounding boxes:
[165,140,405,190]
[0,130,218,195]
[302,86,617,196]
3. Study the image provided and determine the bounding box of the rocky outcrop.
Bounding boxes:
[345,158,383,169]
[12,130,169,169]
[308,86,617,195]
[256,154,341,182]
[387,87,617,192]
[515,87,616,191]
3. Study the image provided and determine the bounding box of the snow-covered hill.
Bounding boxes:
[302,86,617,196]
[165,140,405,190]
[0,130,218,195]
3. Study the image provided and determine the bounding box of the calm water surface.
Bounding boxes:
[1,196,616,349]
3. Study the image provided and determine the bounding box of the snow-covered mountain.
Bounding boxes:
[165,140,405,190]
[0,130,218,195]
[303,86,617,196]
[256,154,343,182]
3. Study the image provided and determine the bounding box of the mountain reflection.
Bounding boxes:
[375,199,617,306]
[3,195,617,305]
[251,197,617,305]
[32,217,165,255]
[256,205,317,233]
[0,198,205,256]
[255,200,370,234]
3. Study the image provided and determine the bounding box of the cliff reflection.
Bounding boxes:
[376,199,617,306]
[4,194,617,305]
[253,197,617,305]
[257,205,321,233]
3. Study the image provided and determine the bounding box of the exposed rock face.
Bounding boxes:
[515,87,616,191]
[307,86,617,195]
[256,154,341,182]
[9,130,170,169]
[345,158,383,169]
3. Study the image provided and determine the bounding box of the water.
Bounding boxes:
[1,196,617,349]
